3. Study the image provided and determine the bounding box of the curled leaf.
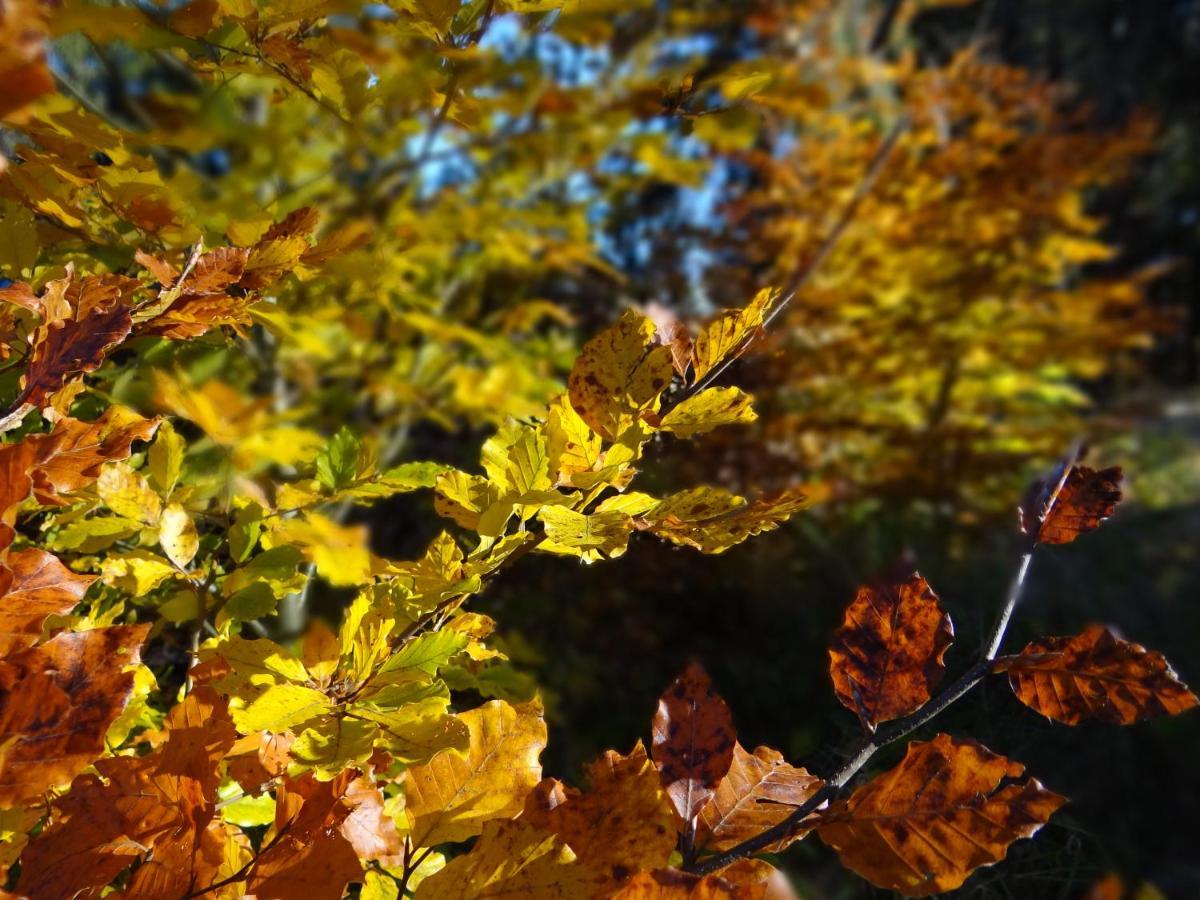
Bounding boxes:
[1021,464,1123,545]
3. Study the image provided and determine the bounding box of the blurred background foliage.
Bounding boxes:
[3,0,1199,895]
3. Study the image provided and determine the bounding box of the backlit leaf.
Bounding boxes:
[695,742,823,853]
[828,573,954,730]
[816,734,1065,896]
[1021,465,1123,545]
[995,624,1199,725]
[659,387,757,438]
[651,661,736,823]
[403,698,546,847]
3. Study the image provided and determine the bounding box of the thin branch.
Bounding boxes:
[683,118,907,401]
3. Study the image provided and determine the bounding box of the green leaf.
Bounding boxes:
[316,426,362,491]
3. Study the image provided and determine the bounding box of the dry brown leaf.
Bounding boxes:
[0,624,148,807]
[16,687,236,900]
[996,624,1199,725]
[817,734,1065,896]
[695,742,823,854]
[651,661,736,824]
[828,573,954,730]
[1021,464,1123,545]
[522,741,677,889]
[0,547,95,655]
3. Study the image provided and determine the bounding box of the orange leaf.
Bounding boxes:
[0,624,148,807]
[1021,464,1123,545]
[651,661,736,823]
[15,687,236,900]
[695,742,823,854]
[611,860,788,898]
[995,624,1199,725]
[248,771,363,900]
[828,573,954,730]
[523,741,677,889]
[0,548,95,655]
[816,734,1065,896]
[28,407,160,504]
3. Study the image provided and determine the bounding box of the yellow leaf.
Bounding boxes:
[403,698,546,848]
[148,419,185,494]
[265,513,373,587]
[98,463,162,525]
[659,386,757,438]
[691,288,776,382]
[414,819,590,900]
[640,485,807,554]
[537,505,633,563]
[567,310,674,440]
[159,504,199,568]
[232,682,332,734]
[100,550,178,594]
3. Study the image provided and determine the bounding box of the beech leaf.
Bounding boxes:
[816,734,1065,896]
[828,573,954,730]
[651,661,736,823]
[1021,464,1123,545]
[995,624,1199,725]
[402,698,546,847]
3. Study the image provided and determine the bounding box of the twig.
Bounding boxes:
[683,118,908,401]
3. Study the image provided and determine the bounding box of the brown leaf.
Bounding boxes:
[28,407,159,504]
[816,734,1065,896]
[1021,464,1123,545]
[0,548,95,655]
[611,860,791,899]
[0,437,36,528]
[21,297,132,410]
[15,687,236,900]
[695,742,823,854]
[522,741,677,889]
[995,624,1199,725]
[247,771,363,900]
[651,662,736,823]
[828,573,954,730]
[341,774,406,862]
[0,624,148,807]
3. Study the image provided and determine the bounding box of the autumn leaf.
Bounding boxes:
[995,624,1199,725]
[0,547,95,655]
[659,387,758,438]
[828,573,954,730]
[816,734,1065,896]
[246,771,363,900]
[0,624,148,807]
[17,275,135,412]
[537,504,634,562]
[0,0,54,122]
[27,407,159,504]
[522,741,677,889]
[690,288,776,382]
[652,661,736,824]
[415,818,592,899]
[1021,465,1124,545]
[695,742,823,854]
[403,698,546,847]
[15,686,236,900]
[610,860,788,899]
[568,309,674,439]
[638,486,807,554]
